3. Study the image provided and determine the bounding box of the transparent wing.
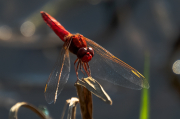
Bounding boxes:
[44,46,70,104]
[85,38,149,90]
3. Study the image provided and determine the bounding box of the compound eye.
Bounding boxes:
[77,47,87,58]
[87,47,94,57]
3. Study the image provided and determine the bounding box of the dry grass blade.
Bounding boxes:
[76,83,93,119]
[76,77,112,105]
[9,102,47,119]
[60,97,79,119]
[67,97,79,119]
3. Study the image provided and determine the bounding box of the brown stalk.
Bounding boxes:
[75,77,112,119]
[76,84,93,119]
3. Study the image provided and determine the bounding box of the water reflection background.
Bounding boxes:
[1,0,180,118]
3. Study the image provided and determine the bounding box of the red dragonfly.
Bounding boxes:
[41,11,149,104]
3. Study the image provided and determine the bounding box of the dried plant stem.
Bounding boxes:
[67,103,77,119]
[9,102,47,119]
[76,85,93,119]
[60,102,68,119]
[61,97,79,119]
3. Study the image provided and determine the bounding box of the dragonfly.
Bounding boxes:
[40,11,149,104]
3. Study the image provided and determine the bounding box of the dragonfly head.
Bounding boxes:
[77,47,94,62]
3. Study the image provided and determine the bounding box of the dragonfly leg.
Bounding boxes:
[83,62,90,77]
[79,61,86,77]
[86,62,91,77]
[74,59,91,80]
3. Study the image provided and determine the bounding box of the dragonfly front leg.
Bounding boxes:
[79,61,86,77]
[86,62,91,77]
[82,62,91,77]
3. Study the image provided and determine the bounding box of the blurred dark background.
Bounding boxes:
[1,0,180,118]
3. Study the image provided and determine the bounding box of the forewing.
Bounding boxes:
[44,47,70,104]
[85,38,149,90]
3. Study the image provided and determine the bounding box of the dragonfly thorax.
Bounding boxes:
[66,34,87,54]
